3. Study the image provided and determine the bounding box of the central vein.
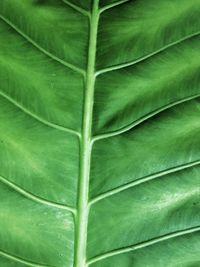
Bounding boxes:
[74,1,99,266]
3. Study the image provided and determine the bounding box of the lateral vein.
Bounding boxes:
[96,31,200,76]
[99,0,130,14]
[0,249,56,267]
[0,90,81,138]
[89,160,200,205]
[92,93,200,142]
[62,0,90,17]
[0,174,76,214]
[87,226,200,265]
[0,15,85,76]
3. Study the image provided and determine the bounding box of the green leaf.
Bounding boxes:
[0,0,200,267]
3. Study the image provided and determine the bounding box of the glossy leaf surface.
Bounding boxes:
[0,0,200,267]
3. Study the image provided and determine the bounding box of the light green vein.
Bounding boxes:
[74,1,99,266]
[0,249,55,267]
[99,0,130,14]
[0,174,76,215]
[0,15,85,76]
[89,160,200,205]
[96,31,200,76]
[87,226,200,265]
[62,0,90,17]
[92,93,200,142]
[0,90,81,138]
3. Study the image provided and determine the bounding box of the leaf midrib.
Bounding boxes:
[74,1,99,267]
[1,1,199,266]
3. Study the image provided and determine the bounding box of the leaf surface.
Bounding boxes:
[0,0,200,267]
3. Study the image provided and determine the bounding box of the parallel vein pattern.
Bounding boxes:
[0,0,200,267]
[88,0,200,266]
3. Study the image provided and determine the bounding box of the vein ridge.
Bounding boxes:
[74,1,99,266]
[87,226,200,265]
[92,93,200,142]
[0,174,76,214]
[0,249,56,267]
[99,0,130,14]
[96,31,200,76]
[89,159,200,205]
[0,90,80,138]
[62,0,90,17]
[0,15,85,76]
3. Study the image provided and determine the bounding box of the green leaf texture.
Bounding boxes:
[0,0,200,266]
